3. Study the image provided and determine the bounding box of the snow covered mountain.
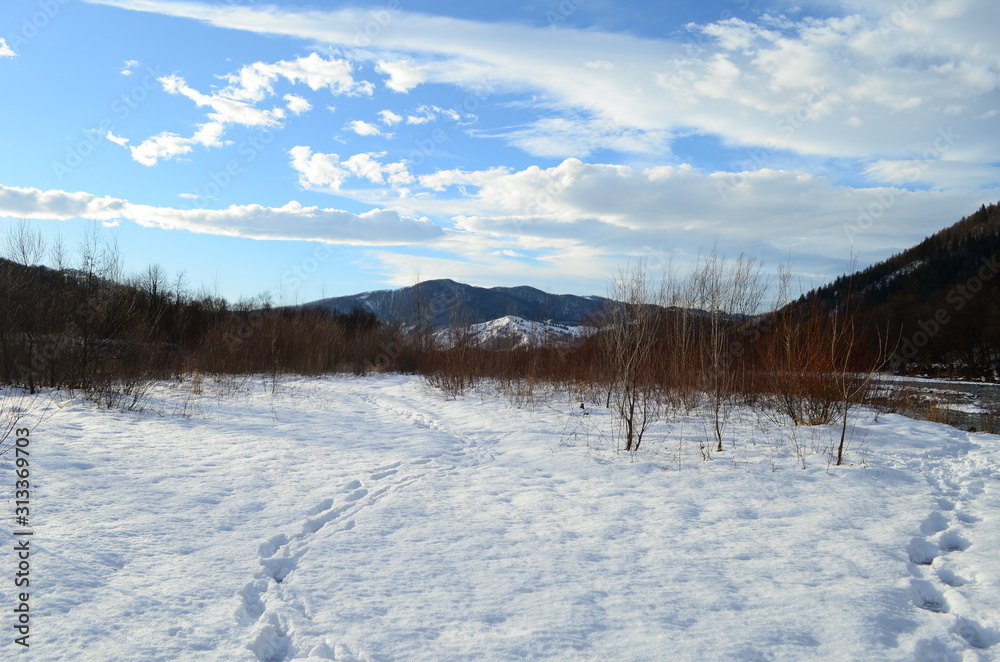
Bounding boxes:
[433,315,596,349]
[305,279,609,330]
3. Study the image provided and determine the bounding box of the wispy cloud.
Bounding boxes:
[118,53,371,166]
[106,131,130,146]
[0,38,16,58]
[0,184,442,245]
[81,0,1000,185]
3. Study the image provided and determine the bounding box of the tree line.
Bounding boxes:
[0,221,418,407]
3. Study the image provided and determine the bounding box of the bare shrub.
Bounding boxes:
[689,249,768,453]
[601,261,661,453]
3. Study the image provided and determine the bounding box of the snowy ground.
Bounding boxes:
[2,374,999,661]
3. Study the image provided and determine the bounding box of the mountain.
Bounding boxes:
[305,279,610,329]
[802,200,1000,376]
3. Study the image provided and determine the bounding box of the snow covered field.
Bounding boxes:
[3,374,999,661]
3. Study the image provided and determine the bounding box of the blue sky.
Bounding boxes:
[1,0,998,303]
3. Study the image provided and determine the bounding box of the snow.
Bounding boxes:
[434,315,594,348]
[2,375,999,661]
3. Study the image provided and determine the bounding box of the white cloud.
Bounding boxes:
[289,146,414,193]
[0,184,443,245]
[864,159,1000,189]
[337,158,997,279]
[379,109,403,125]
[488,118,671,158]
[375,60,427,92]
[128,121,227,167]
[220,52,372,102]
[347,120,382,136]
[284,94,312,115]
[418,167,511,192]
[119,53,371,165]
[0,38,15,58]
[160,73,286,128]
[85,0,1000,186]
[130,132,195,166]
[121,59,139,75]
[289,145,349,190]
[106,131,130,146]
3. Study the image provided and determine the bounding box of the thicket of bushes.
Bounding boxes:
[1,222,893,465]
[423,256,890,464]
[0,222,418,406]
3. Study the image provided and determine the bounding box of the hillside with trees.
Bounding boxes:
[802,201,1000,377]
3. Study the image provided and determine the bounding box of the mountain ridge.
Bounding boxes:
[305,278,610,329]
[801,200,1000,375]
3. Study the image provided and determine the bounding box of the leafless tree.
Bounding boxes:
[691,248,767,453]
[3,219,45,266]
[602,260,661,453]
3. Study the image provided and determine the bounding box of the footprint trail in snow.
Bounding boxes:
[907,445,1000,657]
[237,388,501,661]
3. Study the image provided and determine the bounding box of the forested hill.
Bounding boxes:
[806,201,1000,376]
[306,278,610,329]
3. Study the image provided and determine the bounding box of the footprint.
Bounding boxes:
[910,579,949,613]
[344,480,362,490]
[306,498,335,516]
[412,457,433,465]
[920,512,949,536]
[907,537,939,565]
[258,534,289,559]
[302,504,351,535]
[248,615,290,662]
[953,617,999,650]
[331,642,368,662]
[914,637,960,662]
[260,552,302,584]
[237,579,269,625]
[964,480,985,497]
[345,488,368,502]
[937,530,970,552]
[936,566,969,588]
[937,498,956,511]
[371,461,402,480]
[306,642,335,660]
[955,511,980,525]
